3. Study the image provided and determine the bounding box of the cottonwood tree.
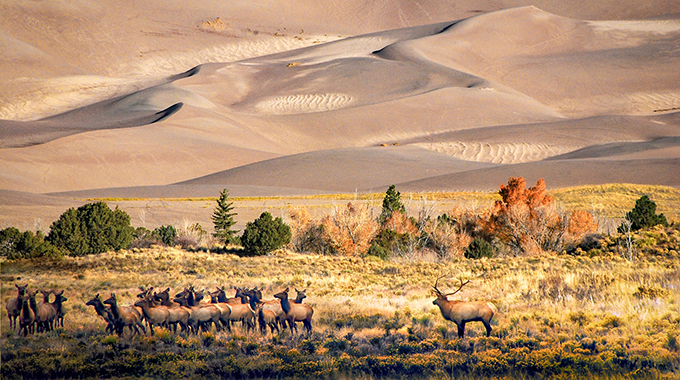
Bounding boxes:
[212,189,239,245]
[486,177,597,255]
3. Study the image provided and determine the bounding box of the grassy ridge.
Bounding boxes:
[2,237,679,379]
[89,183,680,222]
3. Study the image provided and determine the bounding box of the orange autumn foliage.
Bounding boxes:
[320,202,380,256]
[488,177,596,255]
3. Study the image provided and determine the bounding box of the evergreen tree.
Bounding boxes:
[241,212,291,256]
[212,189,239,244]
[379,185,406,224]
[618,195,668,232]
[47,202,134,256]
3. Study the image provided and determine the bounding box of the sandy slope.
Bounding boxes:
[1,1,679,218]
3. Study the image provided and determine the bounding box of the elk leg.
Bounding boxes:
[457,322,465,338]
[483,321,492,337]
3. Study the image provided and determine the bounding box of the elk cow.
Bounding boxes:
[86,294,116,334]
[53,290,67,328]
[35,290,56,333]
[432,275,497,338]
[6,283,28,330]
[152,288,190,333]
[134,295,169,335]
[174,287,222,333]
[103,293,146,337]
[19,291,37,336]
[274,288,314,334]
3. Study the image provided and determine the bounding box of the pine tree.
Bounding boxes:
[379,185,406,224]
[212,189,239,244]
[618,195,668,232]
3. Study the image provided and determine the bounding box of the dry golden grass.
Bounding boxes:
[2,183,679,378]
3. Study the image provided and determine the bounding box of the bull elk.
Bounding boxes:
[432,275,497,338]
[5,283,28,330]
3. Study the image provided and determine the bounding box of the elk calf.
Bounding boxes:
[432,275,497,338]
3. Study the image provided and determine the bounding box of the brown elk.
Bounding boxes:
[432,275,497,338]
[86,294,116,334]
[35,290,57,333]
[293,288,307,304]
[247,290,279,335]
[274,288,314,334]
[174,287,222,333]
[206,288,236,332]
[216,289,255,333]
[52,290,67,328]
[18,291,37,336]
[250,287,289,330]
[103,293,146,337]
[5,283,28,330]
[209,286,244,305]
[151,288,190,333]
[134,294,170,335]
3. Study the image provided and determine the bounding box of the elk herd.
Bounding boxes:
[6,275,496,339]
[83,286,314,338]
[5,283,68,336]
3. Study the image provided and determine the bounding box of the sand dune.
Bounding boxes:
[414,142,581,164]
[0,2,679,212]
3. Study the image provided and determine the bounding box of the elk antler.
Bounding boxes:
[432,273,450,297]
[446,276,470,297]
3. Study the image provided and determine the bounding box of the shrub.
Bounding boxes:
[288,207,329,254]
[212,189,239,245]
[130,227,158,249]
[366,242,389,260]
[371,228,411,256]
[320,202,379,256]
[618,195,668,233]
[422,210,475,259]
[153,225,177,246]
[464,238,494,259]
[176,222,213,249]
[0,227,62,259]
[47,202,134,256]
[241,212,291,256]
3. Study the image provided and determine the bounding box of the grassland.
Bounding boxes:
[2,232,679,379]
